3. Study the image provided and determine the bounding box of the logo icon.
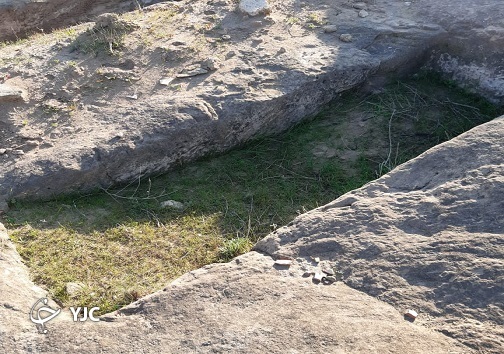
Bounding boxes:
[30,298,61,333]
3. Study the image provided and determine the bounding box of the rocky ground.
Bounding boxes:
[0,0,503,204]
[1,0,503,353]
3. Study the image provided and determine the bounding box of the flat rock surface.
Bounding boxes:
[0,0,503,202]
[0,249,471,353]
[256,116,504,351]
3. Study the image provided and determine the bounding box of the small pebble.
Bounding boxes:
[201,57,220,71]
[323,25,338,33]
[25,140,39,147]
[159,77,174,86]
[339,34,353,42]
[313,271,324,282]
[322,276,337,284]
[358,10,369,18]
[322,268,335,276]
[405,309,418,319]
[274,259,292,266]
[353,2,367,10]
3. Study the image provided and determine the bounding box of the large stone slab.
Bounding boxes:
[0,249,471,353]
[255,116,504,351]
[0,0,502,203]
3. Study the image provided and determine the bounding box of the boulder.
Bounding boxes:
[255,116,504,351]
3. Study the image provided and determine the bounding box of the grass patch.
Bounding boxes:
[4,72,502,314]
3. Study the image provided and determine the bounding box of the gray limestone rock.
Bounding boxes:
[239,0,270,16]
[0,84,25,102]
[323,25,338,33]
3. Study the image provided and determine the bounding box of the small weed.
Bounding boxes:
[306,12,327,28]
[286,16,300,25]
[72,15,139,56]
[219,237,253,261]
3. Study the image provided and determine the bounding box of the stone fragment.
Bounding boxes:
[0,84,25,102]
[239,0,270,17]
[225,51,236,59]
[11,150,24,156]
[313,271,324,282]
[159,77,174,86]
[322,276,337,284]
[201,57,220,71]
[274,259,292,266]
[312,257,320,263]
[160,200,184,210]
[358,10,369,18]
[176,68,208,78]
[339,34,353,42]
[171,40,186,46]
[25,140,39,147]
[323,25,338,33]
[353,2,367,10]
[277,47,286,55]
[221,35,231,41]
[0,149,6,155]
[322,268,335,276]
[404,309,418,320]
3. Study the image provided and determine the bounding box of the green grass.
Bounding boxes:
[4,72,502,314]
